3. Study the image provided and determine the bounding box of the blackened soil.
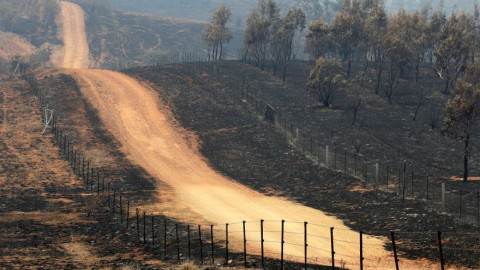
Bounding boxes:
[126,65,480,269]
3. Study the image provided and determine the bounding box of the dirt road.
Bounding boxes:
[54,2,436,269]
[54,1,90,68]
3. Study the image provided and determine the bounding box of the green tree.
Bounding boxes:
[202,4,232,61]
[442,63,480,182]
[307,57,346,107]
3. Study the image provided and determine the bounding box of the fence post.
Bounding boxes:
[243,221,247,267]
[354,153,357,175]
[360,231,364,270]
[225,223,229,264]
[97,173,100,194]
[386,165,389,188]
[411,171,414,199]
[82,157,85,181]
[187,225,191,260]
[304,222,308,270]
[164,219,168,254]
[63,135,67,155]
[126,201,130,228]
[375,163,379,190]
[364,158,368,187]
[477,191,480,225]
[199,225,203,265]
[459,190,462,220]
[397,168,401,196]
[136,208,139,239]
[281,220,285,270]
[391,231,399,270]
[152,216,155,248]
[310,138,313,156]
[437,231,445,270]
[344,150,347,174]
[426,177,429,203]
[119,196,123,223]
[86,162,90,186]
[326,145,330,168]
[176,224,180,264]
[441,183,446,210]
[261,220,264,268]
[334,148,337,170]
[330,227,335,270]
[210,225,215,265]
[112,189,116,215]
[143,212,146,245]
[90,168,94,191]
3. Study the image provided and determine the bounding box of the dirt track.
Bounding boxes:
[54,2,438,269]
[55,1,90,69]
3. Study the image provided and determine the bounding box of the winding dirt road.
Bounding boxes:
[53,2,436,269]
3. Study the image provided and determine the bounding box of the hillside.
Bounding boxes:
[70,0,243,69]
[1,0,480,269]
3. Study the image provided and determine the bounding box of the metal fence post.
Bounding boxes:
[210,225,214,265]
[391,231,399,270]
[304,222,308,270]
[360,231,364,270]
[438,231,445,270]
[281,220,285,270]
[330,227,335,270]
[243,221,247,267]
[442,183,446,210]
[199,225,203,265]
[225,223,229,264]
[261,220,264,268]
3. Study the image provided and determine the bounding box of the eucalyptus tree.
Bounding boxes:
[202,4,232,61]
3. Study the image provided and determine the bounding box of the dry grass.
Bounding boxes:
[119,263,141,270]
[62,234,100,268]
[178,262,198,270]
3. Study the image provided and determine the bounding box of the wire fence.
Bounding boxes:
[165,58,480,227]
[21,58,480,269]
